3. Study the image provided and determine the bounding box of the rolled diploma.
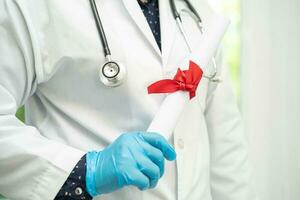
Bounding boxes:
[147,14,230,139]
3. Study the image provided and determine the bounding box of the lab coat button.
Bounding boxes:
[177,139,184,149]
[75,187,83,195]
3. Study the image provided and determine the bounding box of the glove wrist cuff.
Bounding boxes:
[86,151,99,197]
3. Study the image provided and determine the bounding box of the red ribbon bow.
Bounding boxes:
[147,61,203,99]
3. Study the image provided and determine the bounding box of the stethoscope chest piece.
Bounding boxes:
[99,60,126,87]
[91,0,220,87]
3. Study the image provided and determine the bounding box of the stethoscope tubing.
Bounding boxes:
[170,0,202,23]
[170,0,218,81]
[90,0,220,86]
[89,0,111,59]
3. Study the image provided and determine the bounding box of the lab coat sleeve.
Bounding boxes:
[0,1,86,199]
[204,48,256,200]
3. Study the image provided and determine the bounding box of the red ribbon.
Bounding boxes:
[147,60,203,99]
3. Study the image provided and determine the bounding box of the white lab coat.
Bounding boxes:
[0,0,256,200]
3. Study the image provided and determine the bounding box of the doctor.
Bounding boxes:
[0,0,255,200]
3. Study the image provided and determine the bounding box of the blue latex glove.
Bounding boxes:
[86,132,176,197]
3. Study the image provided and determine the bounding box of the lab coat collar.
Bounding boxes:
[159,0,177,67]
[121,0,162,58]
[121,0,176,67]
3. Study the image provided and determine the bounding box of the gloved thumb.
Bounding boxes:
[139,132,176,161]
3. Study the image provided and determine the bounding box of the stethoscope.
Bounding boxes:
[89,0,219,87]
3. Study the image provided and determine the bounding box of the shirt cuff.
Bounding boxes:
[54,154,92,200]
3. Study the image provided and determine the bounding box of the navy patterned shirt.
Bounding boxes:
[54,1,161,199]
[54,155,92,200]
[138,0,161,50]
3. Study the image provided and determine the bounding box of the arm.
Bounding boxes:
[0,2,176,199]
[204,48,256,200]
[0,1,85,199]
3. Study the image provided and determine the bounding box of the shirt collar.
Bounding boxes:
[138,0,157,7]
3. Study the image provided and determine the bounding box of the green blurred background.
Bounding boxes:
[16,107,25,122]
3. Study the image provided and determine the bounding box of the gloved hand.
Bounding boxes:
[85,132,176,197]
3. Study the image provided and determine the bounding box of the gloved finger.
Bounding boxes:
[135,153,161,189]
[140,141,165,177]
[125,167,150,191]
[139,132,177,161]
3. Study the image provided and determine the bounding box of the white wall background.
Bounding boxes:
[240,0,300,200]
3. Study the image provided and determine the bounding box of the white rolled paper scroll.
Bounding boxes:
[147,13,230,139]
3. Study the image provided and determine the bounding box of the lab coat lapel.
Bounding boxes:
[121,0,162,58]
[159,0,177,67]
